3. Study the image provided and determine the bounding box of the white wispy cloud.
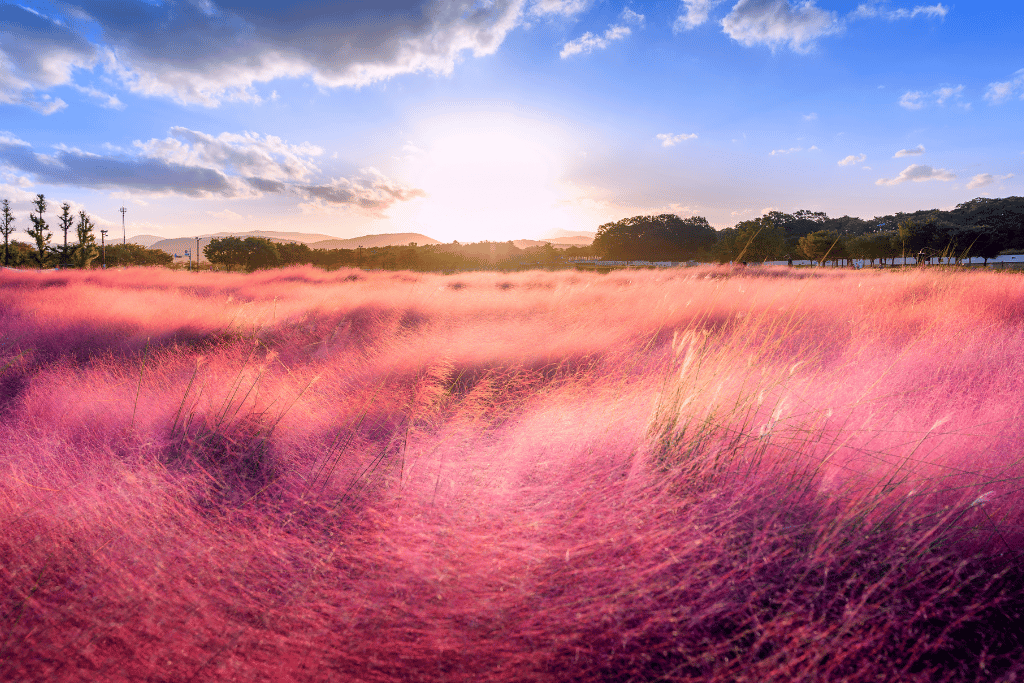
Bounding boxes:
[207,209,244,221]
[620,8,646,26]
[838,153,866,166]
[894,144,925,157]
[71,84,125,110]
[802,112,818,120]
[770,147,802,155]
[674,0,724,31]
[899,84,965,109]
[530,0,592,16]
[985,69,1024,104]
[561,25,632,58]
[876,163,955,186]
[720,0,842,53]
[851,3,949,20]
[966,173,1014,189]
[656,132,698,147]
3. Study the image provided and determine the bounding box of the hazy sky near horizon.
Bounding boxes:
[1,0,1022,243]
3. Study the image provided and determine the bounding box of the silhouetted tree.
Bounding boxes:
[1,199,14,267]
[594,214,717,260]
[26,193,51,268]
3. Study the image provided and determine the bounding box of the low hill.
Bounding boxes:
[308,233,441,250]
[125,235,165,248]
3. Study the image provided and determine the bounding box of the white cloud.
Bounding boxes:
[933,84,964,104]
[134,127,324,182]
[656,132,698,147]
[3,1,528,108]
[985,69,1024,104]
[838,153,866,166]
[966,173,1014,190]
[0,128,424,212]
[71,83,124,110]
[899,85,964,109]
[0,5,98,113]
[899,91,925,109]
[851,3,949,20]
[674,0,724,31]
[621,8,645,26]
[207,209,244,221]
[770,147,801,155]
[876,164,955,186]
[530,0,592,16]
[802,112,817,120]
[894,144,925,157]
[720,0,842,53]
[560,25,632,58]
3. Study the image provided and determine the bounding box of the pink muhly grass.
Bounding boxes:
[1,265,1022,681]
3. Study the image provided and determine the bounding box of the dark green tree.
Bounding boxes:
[72,210,99,268]
[26,193,51,268]
[593,214,717,261]
[104,243,173,267]
[1,199,14,267]
[57,202,74,267]
[799,230,845,266]
[204,236,281,271]
[734,217,785,262]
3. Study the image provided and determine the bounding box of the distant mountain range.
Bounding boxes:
[128,230,592,259]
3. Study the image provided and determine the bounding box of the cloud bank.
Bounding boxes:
[2,0,528,109]
[0,128,424,213]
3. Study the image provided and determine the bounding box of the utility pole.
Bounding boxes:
[196,236,200,271]
[120,206,126,245]
[100,229,108,268]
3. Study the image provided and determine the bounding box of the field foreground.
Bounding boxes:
[2,265,1023,682]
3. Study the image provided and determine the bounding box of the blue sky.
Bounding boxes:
[1,0,1021,243]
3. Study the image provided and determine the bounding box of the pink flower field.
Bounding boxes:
[2,265,1023,682]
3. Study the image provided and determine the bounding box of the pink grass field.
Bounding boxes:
[2,264,1023,682]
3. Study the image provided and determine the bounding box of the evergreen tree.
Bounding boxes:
[57,202,74,267]
[26,194,51,268]
[0,199,14,267]
[73,210,99,268]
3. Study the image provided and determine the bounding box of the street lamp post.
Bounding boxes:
[100,229,108,268]
[120,206,126,245]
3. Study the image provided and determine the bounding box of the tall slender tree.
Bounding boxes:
[57,202,74,267]
[73,210,99,268]
[26,193,51,268]
[0,199,14,267]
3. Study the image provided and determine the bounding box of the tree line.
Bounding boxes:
[201,236,591,272]
[594,197,1024,266]
[0,193,172,269]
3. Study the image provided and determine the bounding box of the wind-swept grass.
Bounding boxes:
[1,264,1022,681]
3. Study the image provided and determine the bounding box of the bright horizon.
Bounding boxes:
[1,1,1022,243]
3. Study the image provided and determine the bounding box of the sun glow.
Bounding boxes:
[390,112,599,243]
